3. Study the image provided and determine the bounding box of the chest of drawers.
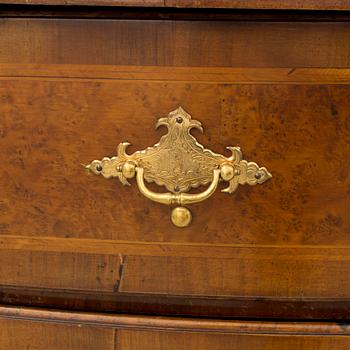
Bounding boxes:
[1,1,350,348]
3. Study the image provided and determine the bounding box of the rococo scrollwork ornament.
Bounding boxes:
[86,107,272,227]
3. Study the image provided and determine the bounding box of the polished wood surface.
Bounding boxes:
[1,66,350,245]
[1,65,350,316]
[0,249,121,291]
[3,240,350,299]
[1,11,350,320]
[122,330,350,350]
[0,319,115,350]
[2,64,350,84]
[119,330,350,350]
[2,306,350,350]
[1,19,350,67]
[3,305,350,334]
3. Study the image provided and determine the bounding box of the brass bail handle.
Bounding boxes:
[85,107,272,227]
[136,167,221,227]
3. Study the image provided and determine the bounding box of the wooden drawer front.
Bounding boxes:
[1,16,350,318]
[0,319,115,350]
[119,330,350,350]
[2,77,350,244]
[4,326,350,350]
[2,306,350,350]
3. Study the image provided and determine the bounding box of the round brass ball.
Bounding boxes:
[122,161,136,179]
[171,207,192,228]
[220,163,234,181]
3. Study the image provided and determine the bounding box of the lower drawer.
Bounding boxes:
[1,306,350,350]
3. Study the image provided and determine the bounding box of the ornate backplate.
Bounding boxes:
[86,107,272,227]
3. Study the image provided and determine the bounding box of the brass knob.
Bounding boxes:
[171,207,192,228]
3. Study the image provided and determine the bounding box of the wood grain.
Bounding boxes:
[2,305,350,350]
[1,19,350,67]
[2,305,350,335]
[0,249,121,291]
[1,74,350,246]
[1,62,350,316]
[3,238,350,299]
[4,234,350,257]
[118,330,350,350]
[1,64,350,84]
[119,255,350,298]
[1,12,350,322]
[0,318,115,350]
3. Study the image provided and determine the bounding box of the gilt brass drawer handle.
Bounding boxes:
[85,107,272,227]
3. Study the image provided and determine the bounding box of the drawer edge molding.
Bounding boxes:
[1,305,350,335]
[1,64,350,84]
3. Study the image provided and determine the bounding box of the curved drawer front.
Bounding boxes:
[2,306,350,350]
[1,15,350,318]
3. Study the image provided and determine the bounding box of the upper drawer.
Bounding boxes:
[1,15,350,318]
